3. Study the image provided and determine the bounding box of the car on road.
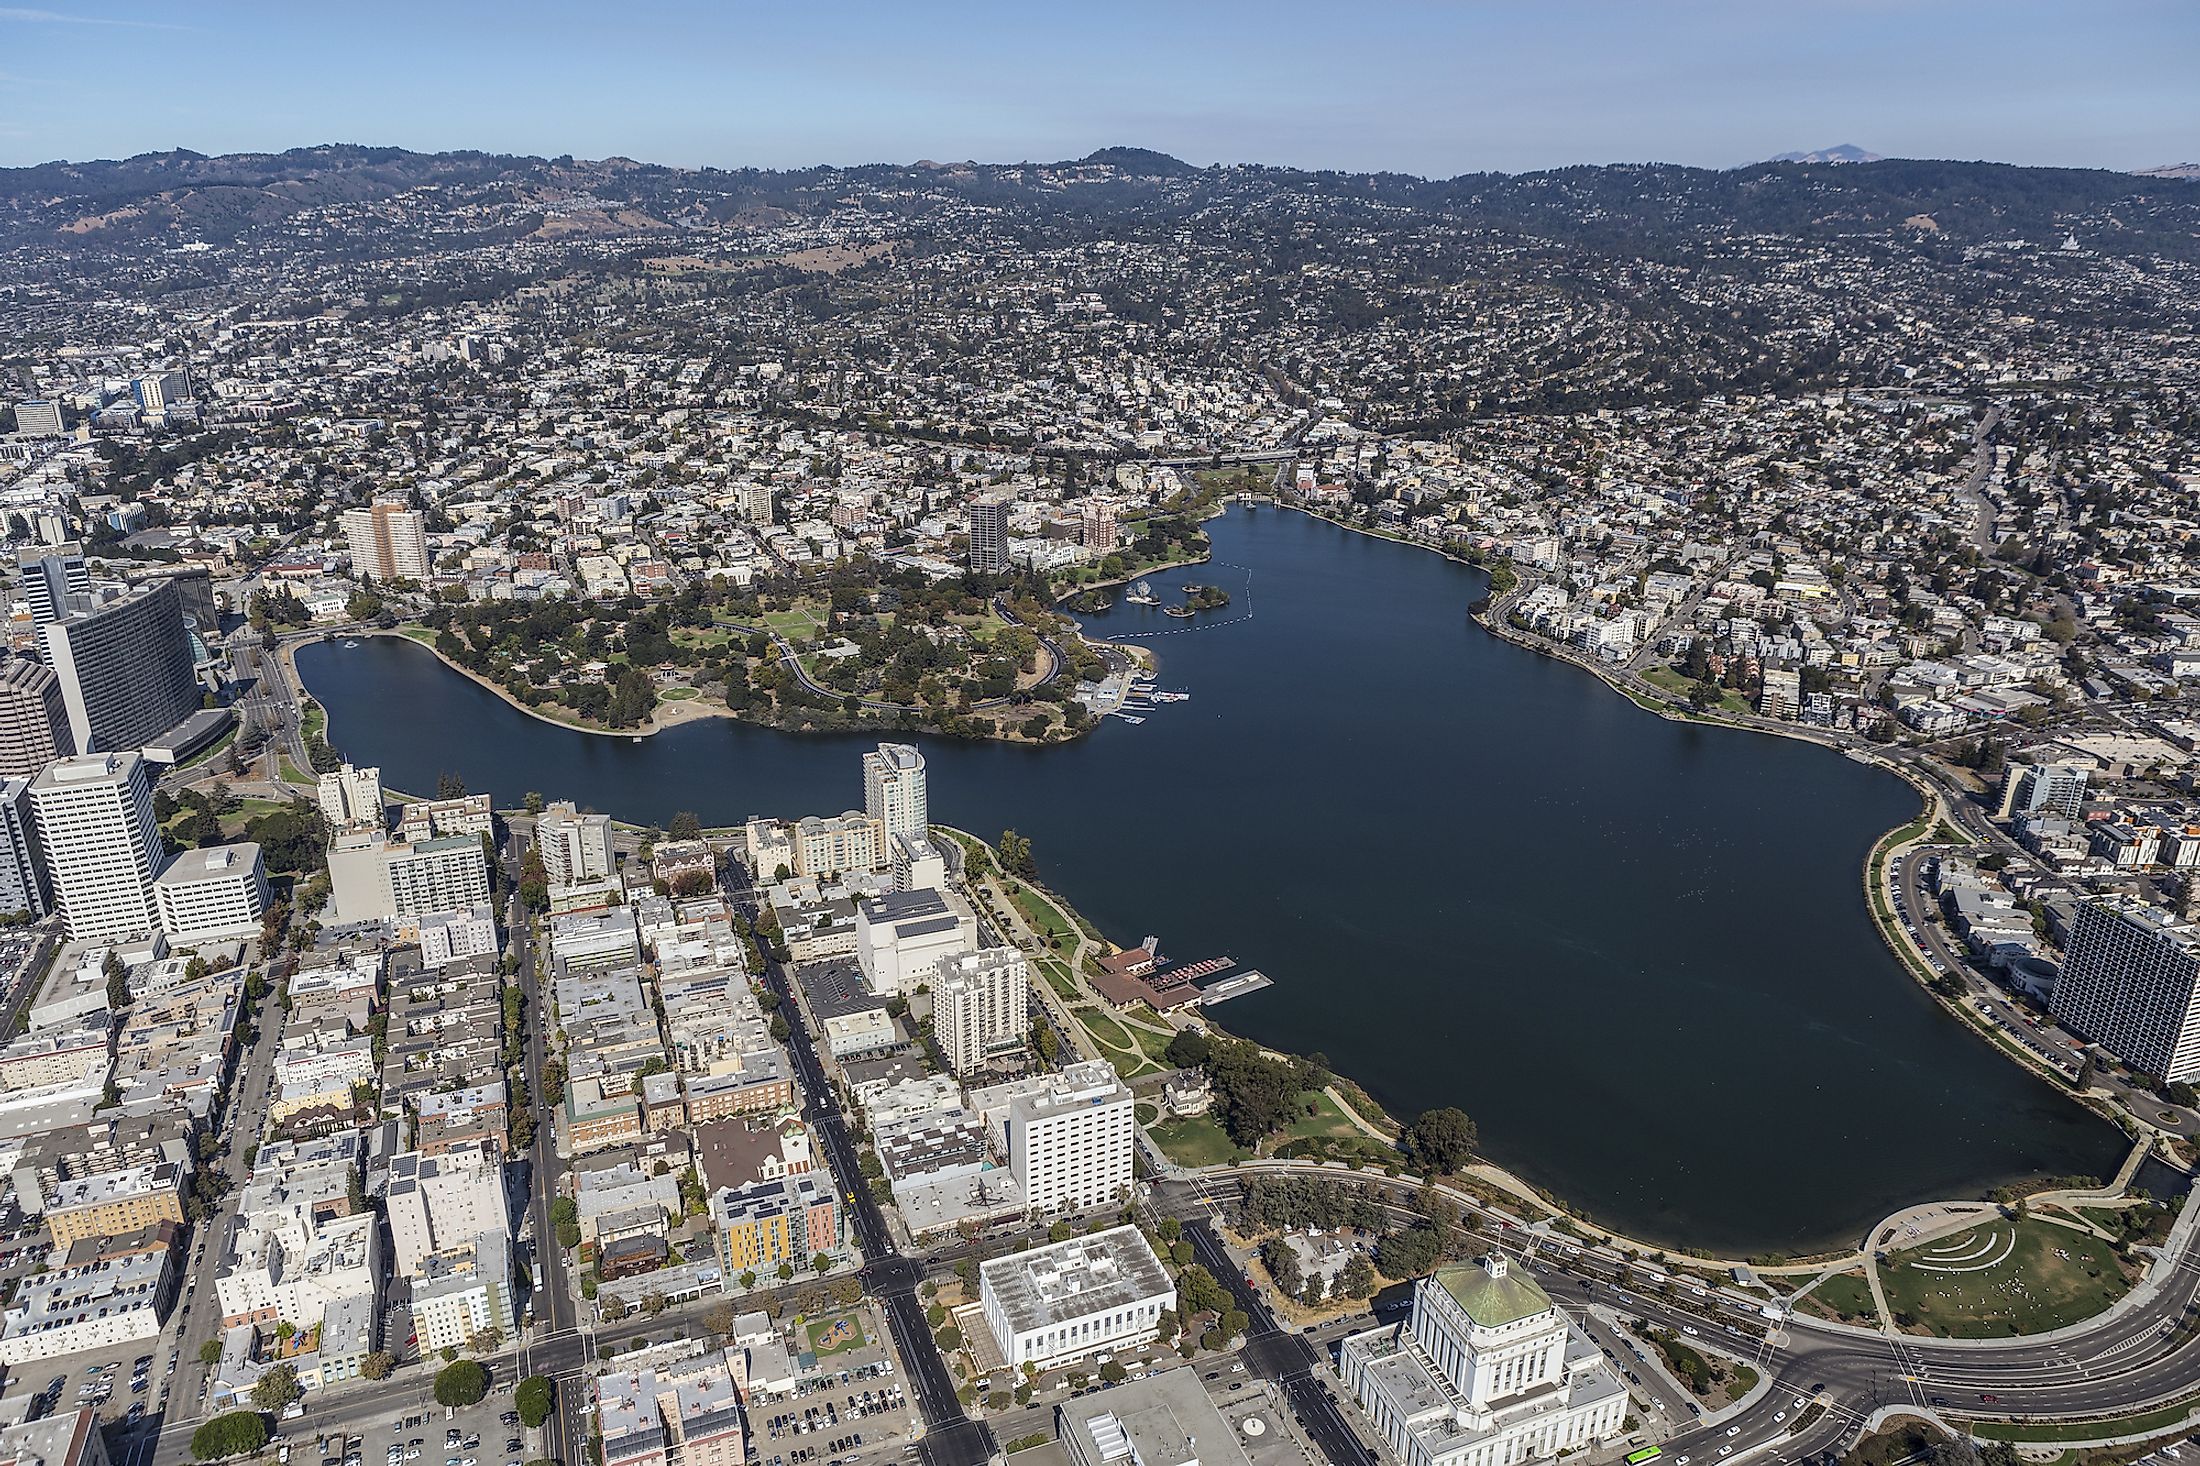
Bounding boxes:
[1726,1427,1740,1437]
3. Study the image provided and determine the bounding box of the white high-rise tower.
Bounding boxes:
[28,752,164,941]
[863,743,928,844]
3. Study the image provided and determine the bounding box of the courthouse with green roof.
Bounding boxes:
[1340,1253,1628,1466]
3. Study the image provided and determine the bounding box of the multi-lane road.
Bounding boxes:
[1159,1163,2200,1466]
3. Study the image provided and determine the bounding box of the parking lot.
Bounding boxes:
[285,1378,529,1466]
[753,1307,918,1466]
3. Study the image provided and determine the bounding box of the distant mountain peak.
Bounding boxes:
[2135,162,2200,180]
[1770,144,1884,164]
[1078,146,1196,175]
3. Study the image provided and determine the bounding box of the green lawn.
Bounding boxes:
[657,686,701,701]
[1642,665,1753,715]
[1284,1090,1363,1143]
[1007,882,1076,947]
[1149,1116,1249,1168]
[1076,1005,1133,1050]
[300,699,326,743]
[762,605,829,642]
[1799,1270,1879,1324]
[671,626,738,648]
[1879,1216,2132,1337]
[277,756,315,787]
[1972,1392,2200,1443]
[1036,959,1081,1002]
[397,623,439,645]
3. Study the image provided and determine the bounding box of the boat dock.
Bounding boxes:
[1198,970,1273,1006]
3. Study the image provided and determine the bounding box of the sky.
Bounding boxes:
[1,0,2194,176]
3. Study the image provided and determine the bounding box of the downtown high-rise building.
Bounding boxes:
[40,580,201,755]
[341,501,431,582]
[934,947,1029,1077]
[967,496,1009,575]
[0,776,49,919]
[0,656,72,777]
[2050,898,2200,1083]
[16,542,90,628]
[28,752,164,941]
[862,742,928,844]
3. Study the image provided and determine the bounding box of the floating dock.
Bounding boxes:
[1198,970,1273,1006]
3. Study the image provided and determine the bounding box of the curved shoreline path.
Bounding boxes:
[296,505,2124,1255]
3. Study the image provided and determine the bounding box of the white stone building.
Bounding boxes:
[1340,1256,1627,1466]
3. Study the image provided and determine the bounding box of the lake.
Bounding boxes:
[296,506,2123,1254]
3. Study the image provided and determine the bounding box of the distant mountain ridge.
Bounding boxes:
[1769,144,1884,164]
[2135,162,2200,180]
[2,141,2197,261]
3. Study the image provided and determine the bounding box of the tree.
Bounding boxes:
[434,1359,490,1408]
[193,1414,271,1461]
[197,1338,223,1366]
[812,1251,834,1274]
[251,1362,303,1413]
[516,1375,557,1429]
[1099,1360,1127,1384]
[104,949,131,1009]
[361,1351,395,1381]
[1164,1030,1211,1069]
[1402,1108,1478,1175]
[1339,1254,1378,1299]
[600,1292,631,1321]
[668,811,703,841]
[437,772,469,799]
[997,829,1036,879]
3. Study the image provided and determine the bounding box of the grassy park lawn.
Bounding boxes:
[277,755,315,787]
[1006,881,1076,947]
[1283,1090,1366,1143]
[657,686,701,701]
[1880,1216,2132,1337]
[300,699,326,742]
[1642,665,1752,715]
[1796,1270,1879,1325]
[397,623,439,645]
[1149,1115,1248,1169]
[671,625,739,648]
[762,604,830,643]
[1036,959,1081,1002]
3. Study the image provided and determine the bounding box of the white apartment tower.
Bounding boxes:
[28,752,163,941]
[153,843,269,943]
[1004,1059,1134,1214]
[935,947,1029,1076]
[341,502,431,582]
[2050,899,2200,1083]
[537,801,614,887]
[15,543,90,627]
[317,763,385,830]
[862,743,928,844]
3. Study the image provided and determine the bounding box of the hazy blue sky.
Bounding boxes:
[2,1,2193,175]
